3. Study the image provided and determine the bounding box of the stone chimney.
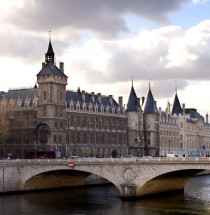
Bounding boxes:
[109,95,113,105]
[142,96,145,106]
[137,98,140,107]
[182,103,185,115]
[59,62,64,72]
[153,101,158,113]
[42,62,45,68]
[91,92,95,103]
[206,113,209,123]
[118,96,123,106]
[82,90,85,102]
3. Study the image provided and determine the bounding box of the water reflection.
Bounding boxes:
[0,176,210,215]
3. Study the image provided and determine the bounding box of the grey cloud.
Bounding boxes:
[151,80,188,99]
[3,0,189,38]
[0,30,70,63]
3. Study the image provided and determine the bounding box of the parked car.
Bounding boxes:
[166,153,176,158]
[121,155,137,158]
[69,156,80,159]
[175,154,183,157]
[186,153,203,157]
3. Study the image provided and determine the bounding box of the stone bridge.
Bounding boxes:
[0,157,210,198]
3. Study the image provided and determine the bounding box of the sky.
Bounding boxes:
[1,0,210,116]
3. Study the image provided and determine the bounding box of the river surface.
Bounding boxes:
[0,175,210,215]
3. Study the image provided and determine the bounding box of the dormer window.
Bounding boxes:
[77,104,80,111]
[70,104,74,110]
[33,102,37,108]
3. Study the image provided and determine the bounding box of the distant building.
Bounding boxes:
[0,40,209,158]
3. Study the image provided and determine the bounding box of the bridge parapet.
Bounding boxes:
[0,157,210,197]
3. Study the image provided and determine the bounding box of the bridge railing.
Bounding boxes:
[0,157,210,164]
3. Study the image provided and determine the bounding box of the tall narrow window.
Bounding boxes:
[55,107,58,117]
[43,106,46,116]
[60,91,63,101]
[44,91,47,100]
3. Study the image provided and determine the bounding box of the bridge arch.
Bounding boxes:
[21,163,121,193]
[134,164,208,197]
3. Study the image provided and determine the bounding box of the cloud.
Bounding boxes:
[1,0,189,39]
[0,0,191,64]
[67,20,210,85]
[193,0,210,4]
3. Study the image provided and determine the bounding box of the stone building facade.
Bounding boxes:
[0,41,210,158]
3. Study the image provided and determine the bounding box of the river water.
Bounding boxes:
[0,175,210,215]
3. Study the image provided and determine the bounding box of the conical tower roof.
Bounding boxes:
[172,93,182,115]
[143,88,158,113]
[127,85,138,112]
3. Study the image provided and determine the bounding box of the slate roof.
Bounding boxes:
[0,91,5,100]
[5,88,38,100]
[143,88,158,114]
[37,62,67,78]
[66,91,122,113]
[160,111,172,120]
[172,93,182,115]
[127,85,138,112]
[186,118,194,124]
[204,122,210,128]
[185,108,201,119]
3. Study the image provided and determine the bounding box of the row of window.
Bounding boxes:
[68,103,125,115]
[67,114,127,130]
[67,131,127,145]
[160,130,179,136]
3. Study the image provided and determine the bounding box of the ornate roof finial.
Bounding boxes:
[45,31,55,63]
[175,80,177,94]
[132,77,133,87]
[149,79,151,89]
[49,30,51,42]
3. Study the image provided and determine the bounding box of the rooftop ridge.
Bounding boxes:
[9,86,36,91]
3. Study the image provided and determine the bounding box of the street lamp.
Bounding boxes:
[168,140,171,153]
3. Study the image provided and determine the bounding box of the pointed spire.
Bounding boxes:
[127,82,138,112]
[171,93,182,115]
[143,86,158,114]
[45,31,55,63]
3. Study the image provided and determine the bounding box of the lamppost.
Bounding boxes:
[34,142,37,159]
[168,140,171,153]
[65,145,68,158]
